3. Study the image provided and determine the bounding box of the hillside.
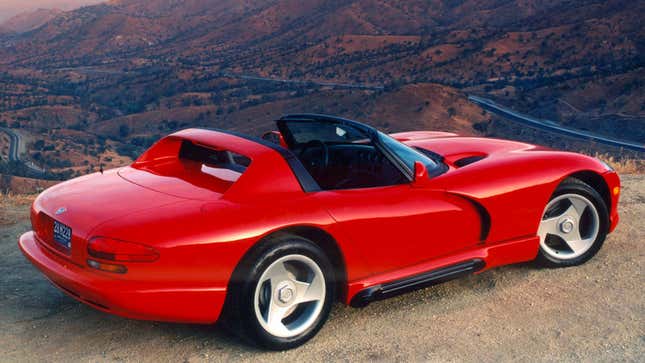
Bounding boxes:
[0,0,642,178]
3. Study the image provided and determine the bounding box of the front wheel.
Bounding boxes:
[224,235,335,350]
[537,178,609,267]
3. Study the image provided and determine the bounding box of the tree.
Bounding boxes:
[0,174,12,194]
[119,124,130,138]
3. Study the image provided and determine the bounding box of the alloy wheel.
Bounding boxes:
[253,254,326,338]
[538,193,600,260]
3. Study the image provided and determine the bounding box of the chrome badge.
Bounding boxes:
[55,207,67,215]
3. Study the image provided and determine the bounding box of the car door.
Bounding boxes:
[275,116,482,276]
[314,182,482,276]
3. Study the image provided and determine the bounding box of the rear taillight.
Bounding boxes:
[87,237,159,262]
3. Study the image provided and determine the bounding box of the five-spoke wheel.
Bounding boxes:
[537,178,608,267]
[223,235,335,350]
[538,193,600,259]
[254,254,326,338]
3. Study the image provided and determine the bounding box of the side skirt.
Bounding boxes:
[349,259,485,307]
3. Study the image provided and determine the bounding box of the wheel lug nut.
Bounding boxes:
[278,286,294,303]
[559,217,575,234]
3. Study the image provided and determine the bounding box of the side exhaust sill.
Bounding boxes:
[350,259,485,307]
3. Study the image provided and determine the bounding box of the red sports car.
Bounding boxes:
[19,114,620,349]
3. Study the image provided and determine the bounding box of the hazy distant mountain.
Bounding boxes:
[0,8,63,33]
[0,0,104,22]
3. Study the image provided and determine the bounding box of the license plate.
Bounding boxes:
[53,220,72,250]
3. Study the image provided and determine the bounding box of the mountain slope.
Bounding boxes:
[0,0,642,178]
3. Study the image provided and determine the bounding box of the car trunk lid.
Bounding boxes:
[32,168,186,265]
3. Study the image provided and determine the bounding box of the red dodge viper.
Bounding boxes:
[19,114,620,349]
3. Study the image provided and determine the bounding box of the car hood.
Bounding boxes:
[405,135,551,167]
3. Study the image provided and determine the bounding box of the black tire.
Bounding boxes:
[222,234,335,350]
[536,178,609,268]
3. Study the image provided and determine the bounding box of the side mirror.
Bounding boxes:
[412,161,430,187]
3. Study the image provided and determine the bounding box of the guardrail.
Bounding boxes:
[468,95,645,153]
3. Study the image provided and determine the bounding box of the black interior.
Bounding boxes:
[275,118,422,190]
[294,142,407,190]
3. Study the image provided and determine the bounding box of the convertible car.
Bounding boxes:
[19,114,620,349]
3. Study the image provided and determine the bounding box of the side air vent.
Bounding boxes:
[454,155,486,168]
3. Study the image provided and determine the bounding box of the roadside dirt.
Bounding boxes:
[1,176,643,362]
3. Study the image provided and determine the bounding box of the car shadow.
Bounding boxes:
[3,255,542,357]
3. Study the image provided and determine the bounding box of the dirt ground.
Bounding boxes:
[1,176,643,362]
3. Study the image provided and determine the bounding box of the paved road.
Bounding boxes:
[0,127,45,174]
[222,72,385,91]
[0,127,20,161]
[468,95,645,152]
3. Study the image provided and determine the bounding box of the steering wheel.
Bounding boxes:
[299,140,329,169]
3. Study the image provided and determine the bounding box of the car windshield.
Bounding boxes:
[378,132,439,173]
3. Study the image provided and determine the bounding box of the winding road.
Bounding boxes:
[0,127,20,162]
[222,72,385,90]
[0,127,45,175]
[468,95,645,152]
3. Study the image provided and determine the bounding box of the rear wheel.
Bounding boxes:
[224,235,335,350]
[537,179,609,267]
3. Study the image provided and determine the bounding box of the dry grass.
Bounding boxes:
[594,153,645,174]
[0,193,36,206]
[1,174,58,195]
[0,194,34,226]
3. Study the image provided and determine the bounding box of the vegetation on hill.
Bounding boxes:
[0,0,642,177]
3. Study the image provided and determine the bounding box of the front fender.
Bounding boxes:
[433,150,615,243]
